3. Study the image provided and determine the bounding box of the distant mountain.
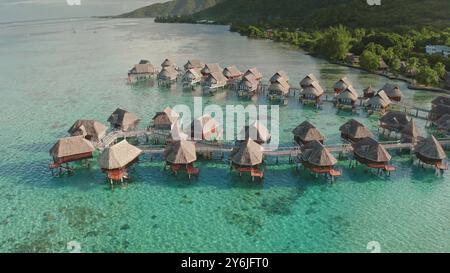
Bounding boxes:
[191,0,450,29]
[117,0,223,18]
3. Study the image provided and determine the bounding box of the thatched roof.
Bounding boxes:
[363,86,375,96]
[183,68,202,81]
[158,66,178,81]
[244,68,263,80]
[68,120,107,142]
[270,71,288,83]
[163,140,197,164]
[223,65,242,78]
[50,136,95,159]
[366,90,391,108]
[268,78,290,95]
[240,74,259,90]
[206,70,228,86]
[98,140,142,170]
[152,107,179,127]
[130,63,155,74]
[300,140,337,167]
[184,59,203,70]
[292,121,325,142]
[300,73,319,88]
[161,58,176,68]
[238,121,271,143]
[336,86,358,101]
[301,81,324,97]
[381,83,403,98]
[201,63,222,75]
[431,96,450,106]
[380,111,409,130]
[430,104,450,117]
[352,137,392,163]
[339,119,374,139]
[334,77,352,90]
[401,119,420,138]
[435,114,450,130]
[107,108,140,131]
[415,135,446,160]
[231,139,263,167]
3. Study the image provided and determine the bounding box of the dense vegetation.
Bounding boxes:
[230,24,450,87]
[117,0,222,18]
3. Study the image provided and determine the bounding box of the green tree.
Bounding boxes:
[434,62,446,78]
[360,50,381,72]
[416,65,440,86]
[391,57,402,75]
[316,25,352,61]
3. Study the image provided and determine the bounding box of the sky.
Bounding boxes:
[0,0,165,23]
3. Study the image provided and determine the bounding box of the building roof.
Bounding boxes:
[152,107,179,125]
[107,108,140,131]
[352,137,392,163]
[292,121,325,142]
[98,140,142,170]
[201,63,222,75]
[435,114,450,130]
[270,71,288,83]
[223,65,242,78]
[300,73,319,88]
[381,83,403,98]
[231,139,263,167]
[339,119,374,139]
[68,120,107,142]
[268,78,290,95]
[301,81,324,97]
[379,111,409,130]
[161,58,176,68]
[184,59,203,70]
[334,76,352,90]
[431,96,450,106]
[50,136,95,158]
[300,140,337,167]
[401,119,421,138]
[336,86,359,101]
[244,68,263,80]
[415,135,447,160]
[163,140,197,164]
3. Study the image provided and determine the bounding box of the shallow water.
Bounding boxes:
[0,18,448,253]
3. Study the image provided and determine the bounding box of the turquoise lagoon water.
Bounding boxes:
[0,18,449,253]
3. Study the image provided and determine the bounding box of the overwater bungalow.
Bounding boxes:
[182,68,202,87]
[243,68,263,81]
[230,139,264,181]
[98,140,142,184]
[292,121,325,145]
[49,136,96,175]
[351,137,395,174]
[400,119,421,144]
[190,114,221,141]
[204,70,228,90]
[300,74,319,89]
[238,121,271,144]
[68,119,107,144]
[379,111,409,135]
[381,83,403,102]
[161,58,177,69]
[298,140,341,180]
[238,74,259,98]
[434,114,450,135]
[431,96,450,107]
[270,71,288,84]
[128,60,156,82]
[267,78,290,103]
[184,59,204,71]
[414,136,448,173]
[363,86,376,99]
[150,107,179,131]
[223,65,242,81]
[201,63,222,77]
[333,77,352,94]
[108,108,140,132]
[428,104,450,122]
[299,81,324,106]
[365,90,392,113]
[335,86,359,110]
[157,66,179,84]
[163,140,199,178]
[339,119,374,142]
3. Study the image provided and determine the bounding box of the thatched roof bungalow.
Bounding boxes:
[182,68,202,86]
[68,120,107,143]
[151,107,179,131]
[50,136,95,165]
[268,78,290,98]
[204,70,228,89]
[238,74,259,97]
[238,121,271,144]
[414,136,447,170]
[333,77,352,94]
[434,114,450,134]
[184,59,204,70]
[163,140,199,177]
[299,140,341,178]
[201,63,222,77]
[128,60,156,78]
[352,137,394,171]
[429,104,450,122]
[381,83,403,102]
[365,90,392,112]
[300,81,324,104]
[336,86,359,107]
[243,68,263,81]
[270,71,288,84]
[157,66,178,82]
[108,108,140,132]
[98,140,142,182]
[339,119,374,142]
[300,74,319,89]
[379,111,409,133]
[231,139,263,168]
[190,114,221,141]
[292,121,325,145]
[400,119,421,144]
[161,58,176,69]
[363,86,376,98]
[223,65,242,80]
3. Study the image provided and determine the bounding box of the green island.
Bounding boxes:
[140,0,450,91]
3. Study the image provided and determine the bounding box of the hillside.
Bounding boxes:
[117,0,223,18]
[191,0,450,30]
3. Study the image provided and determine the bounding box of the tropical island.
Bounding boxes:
[118,0,450,91]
